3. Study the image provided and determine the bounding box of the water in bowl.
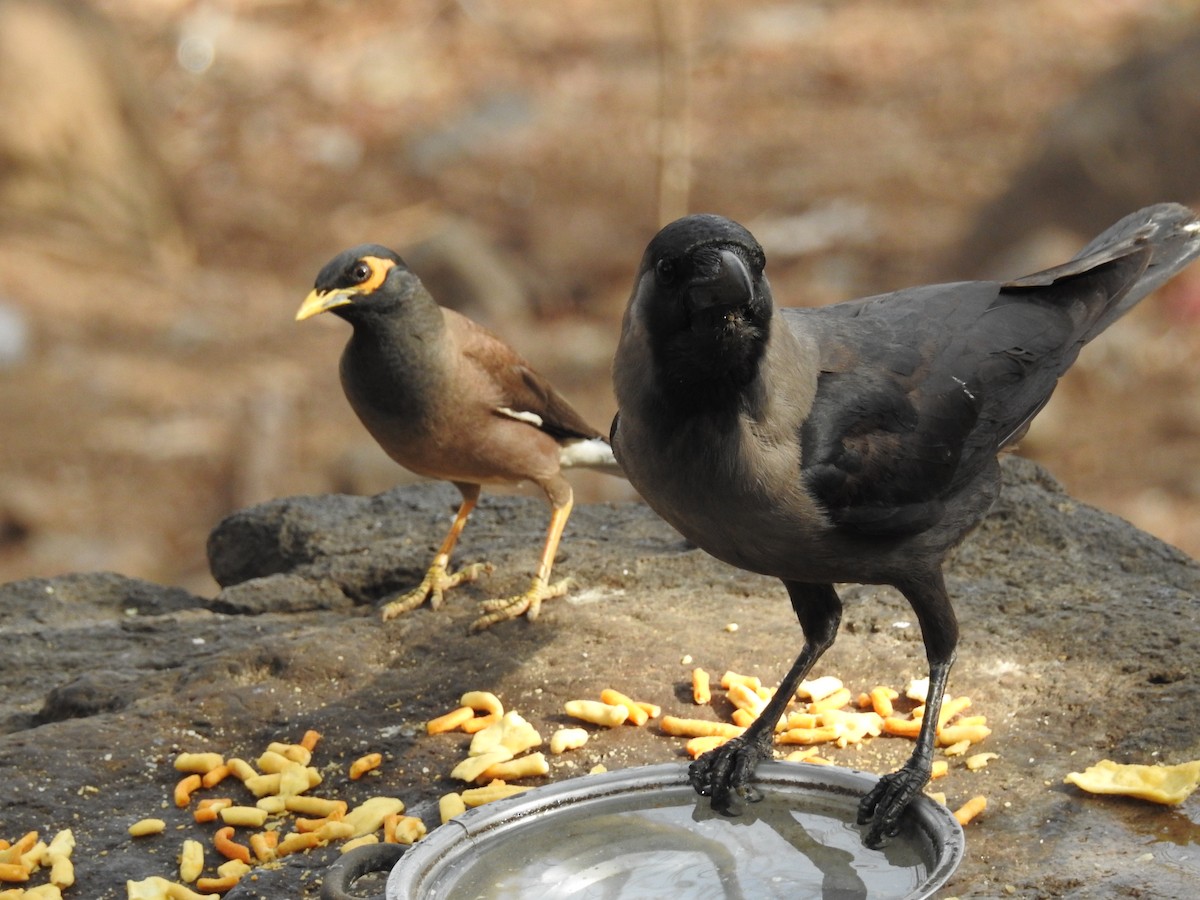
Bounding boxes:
[426,788,932,899]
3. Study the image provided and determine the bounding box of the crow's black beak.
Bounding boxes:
[688,248,754,313]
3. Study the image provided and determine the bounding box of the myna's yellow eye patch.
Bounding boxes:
[353,256,396,293]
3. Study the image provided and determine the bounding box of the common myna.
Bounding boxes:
[611,204,1200,847]
[298,245,618,631]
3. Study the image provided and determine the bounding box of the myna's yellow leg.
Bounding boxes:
[381,484,492,620]
[469,492,574,632]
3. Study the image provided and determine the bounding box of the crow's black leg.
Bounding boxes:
[858,569,958,848]
[691,581,842,812]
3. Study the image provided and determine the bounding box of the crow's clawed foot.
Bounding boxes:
[857,761,931,849]
[688,734,773,813]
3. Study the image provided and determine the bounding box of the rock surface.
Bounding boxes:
[1,457,1197,898]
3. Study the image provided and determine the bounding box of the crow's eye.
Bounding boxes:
[351,261,372,283]
[655,258,677,284]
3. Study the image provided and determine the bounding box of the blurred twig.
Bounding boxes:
[653,0,694,226]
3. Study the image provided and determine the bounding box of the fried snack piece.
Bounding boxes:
[481,752,550,783]
[461,780,531,807]
[600,689,651,726]
[549,728,589,755]
[966,752,999,772]
[660,716,744,739]
[226,759,258,782]
[469,712,543,757]
[340,835,379,854]
[777,725,840,745]
[0,832,38,864]
[265,742,312,766]
[249,832,278,864]
[564,700,628,728]
[284,796,347,818]
[636,701,662,719]
[179,839,204,883]
[726,683,767,715]
[1064,759,1200,805]
[275,833,322,857]
[439,793,467,824]
[427,707,474,735]
[174,775,202,808]
[193,798,233,824]
[219,806,268,828]
[343,797,406,837]
[385,815,427,845]
[213,827,251,865]
[808,688,852,714]
[195,875,240,894]
[719,672,761,692]
[451,749,513,783]
[201,765,231,789]
[796,676,844,703]
[937,724,991,747]
[685,735,730,758]
[953,795,987,826]
[174,753,225,775]
[126,875,219,900]
[867,686,898,717]
[129,819,166,838]
[348,753,383,780]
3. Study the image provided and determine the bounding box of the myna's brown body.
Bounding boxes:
[611,204,1200,847]
[298,245,617,630]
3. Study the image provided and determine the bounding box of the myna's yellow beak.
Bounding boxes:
[296,288,354,322]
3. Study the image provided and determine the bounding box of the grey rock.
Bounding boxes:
[206,487,440,596]
[37,669,138,722]
[0,459,1196,898]
[210,572,354,615]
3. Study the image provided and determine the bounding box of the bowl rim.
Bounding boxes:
[386,760,965,899]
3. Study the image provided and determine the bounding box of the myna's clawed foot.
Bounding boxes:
[688,732,774,814]
[856,758,933,849]
[469,496,576,632]
[379,559,493,621]
[468,576,573,632]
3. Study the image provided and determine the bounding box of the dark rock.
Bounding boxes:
[2,571,205,629]
[1,460,1197,899]
[207,482,564,602]
[209,572,354,615]
[206,487,439,595]
[37,669,137,722]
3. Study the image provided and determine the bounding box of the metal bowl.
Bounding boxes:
[382,762,963,899]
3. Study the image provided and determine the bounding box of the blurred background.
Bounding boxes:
[0,0,1197,595]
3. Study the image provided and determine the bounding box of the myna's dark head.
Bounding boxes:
[623,214,773,393]
[296,244,421,324]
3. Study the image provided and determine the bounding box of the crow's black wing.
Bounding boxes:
[793,239,1154,537]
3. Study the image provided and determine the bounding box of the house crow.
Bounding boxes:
[611,203,1200,847]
